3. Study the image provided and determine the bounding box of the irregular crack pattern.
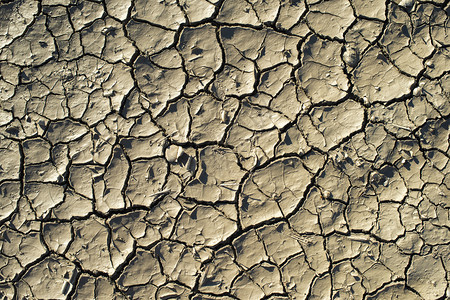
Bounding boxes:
[0,0,449,299]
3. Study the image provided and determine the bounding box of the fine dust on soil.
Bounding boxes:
[0,0,449,299]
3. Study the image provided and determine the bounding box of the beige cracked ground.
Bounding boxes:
[0,0,449,299]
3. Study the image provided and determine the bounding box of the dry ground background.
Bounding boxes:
[0,0,449,299]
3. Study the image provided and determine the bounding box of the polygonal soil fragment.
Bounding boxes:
[370,164,408,202]
[199,246,240,294]
[213,26,299,98]
[276,0,306,30]
[51,189,93,220]
[239,157,312,228]
[154,240,201,288]
[178,24,223,95]
[0,0,38,49]
[220,26,264,70]
[296,35,349,104]
[303,186,348,235]
[419,118,449,152]
[281,253,316,299]
[216,0,261,26]
[373,202,405,241]
[189,95,239,143]
[298,100,364,151]
[331,260,365,299]
[0,226,47,268]
[0,138,20,181]
[66,216,116,275]
[94,145,129,214]
[178,0,216,23]
[353,0,386,20]
[0,181,20,221]
[380,4,424,76]
[173,205,237,247]
[211,64,256,98]
[232,230,268,269]
[345,19,384,59]
[0,15,55,66]
[184,146,245,203]
[425,48,450,79]
[255,29,300,70]
[105,0,131,20]
[81,17,136,64]
[346,188,378,231]
[352,47,415,102]
[126,158,168,207]
[15,256,78,300]
[69,1,104,31]
[226,124,279,170]
[24,183,64,219]
[407,254,447,299]
[68,164,104,199]
[306,0,354,39]
[257,222,302,265]
[134,55,186,116]
[126,20,175,55]
[117,249,165,294]
[156,98,190,143]
[74,274,124,300]
[316,159,351,203]
[132,0,185,30]
[43,222,72,254]
[231,262,284,299]
[46,119,88,144]
[120,132,166,160]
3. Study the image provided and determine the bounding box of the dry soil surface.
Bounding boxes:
[0,0,449,299]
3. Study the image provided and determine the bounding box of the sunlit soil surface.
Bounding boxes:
[0,0,449,299]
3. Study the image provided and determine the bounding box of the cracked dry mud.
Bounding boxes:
[0,0,449,299]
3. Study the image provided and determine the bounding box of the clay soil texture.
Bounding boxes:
[0,0,449,299]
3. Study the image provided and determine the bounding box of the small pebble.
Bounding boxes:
[413,86,422,96]
[323,190,332,199]
[343,47,359,68]
[220,110,229,124]
[399,0,414,8]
